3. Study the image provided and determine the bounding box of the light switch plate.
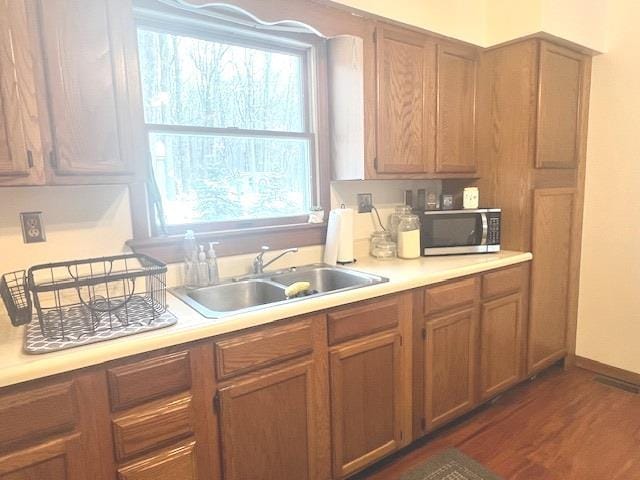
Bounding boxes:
[20,211,46,244]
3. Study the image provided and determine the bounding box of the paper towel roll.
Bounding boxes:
[324,207,354,265]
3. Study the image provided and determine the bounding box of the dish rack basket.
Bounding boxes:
[1,254,168,341]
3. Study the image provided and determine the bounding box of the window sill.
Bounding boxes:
[126,222,327,264]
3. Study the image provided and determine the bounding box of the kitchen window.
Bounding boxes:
[129,9,329,259]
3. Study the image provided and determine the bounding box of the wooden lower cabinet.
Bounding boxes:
[479,293,524,400]
[116,441,198,480]
[424,308,477,429]
[330,332,403,478]
[0,435,85,480]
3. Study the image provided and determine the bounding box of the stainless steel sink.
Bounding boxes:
[271,266,380,293]
[172,264,387,318]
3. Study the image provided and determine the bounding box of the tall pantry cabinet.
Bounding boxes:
[477,37,593,374]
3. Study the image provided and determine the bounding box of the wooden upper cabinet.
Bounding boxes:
[36,0,140,178]
[536,41,587,169]
[435,42,478,173]
[0,0,44,185]
[375,24,436,174]
[330,332,403,478]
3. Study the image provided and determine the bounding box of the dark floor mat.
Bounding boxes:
[399,448,503,480]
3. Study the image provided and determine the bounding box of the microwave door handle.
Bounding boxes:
[480,213,488,245]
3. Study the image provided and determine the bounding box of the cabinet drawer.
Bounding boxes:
[112,395,194,462]
[117,440,198,480]
[482,265,525,299]
[424,277,477,316]
[107,351,192,411]
[0,380,77,450]
[214,318,313,379]
[328,297,399,345]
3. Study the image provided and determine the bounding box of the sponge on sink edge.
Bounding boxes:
[284,281,311,298]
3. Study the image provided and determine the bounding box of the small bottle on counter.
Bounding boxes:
[197,245,209,287]
[183,230,199,289]
[397,214,421,259]
[207,242,220,285]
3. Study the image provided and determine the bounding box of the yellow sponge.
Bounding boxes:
[284,281,311,298]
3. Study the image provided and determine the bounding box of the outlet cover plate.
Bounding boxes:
[20,211,46,244]
[357,193,373,213]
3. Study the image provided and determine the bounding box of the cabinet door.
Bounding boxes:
[37,0,138,177]
[0,435,85,480]
[528,188,575,373]
[479,293,523,400]
[376,24,436,174]
[116,441,198,480]
[218,361,326,480]
[535,41,586,169]
[330,332,402,478]
[0,0,43,185]
[425,308,476,429]
[435,42,478,173]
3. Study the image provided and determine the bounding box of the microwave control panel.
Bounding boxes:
[487,212,501,245]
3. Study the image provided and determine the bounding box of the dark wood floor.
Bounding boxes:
[355,366,640,480]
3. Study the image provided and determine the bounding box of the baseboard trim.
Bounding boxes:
[574,356,640,386]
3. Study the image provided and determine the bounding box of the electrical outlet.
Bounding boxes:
[357,193,373,213]
[20,211,46,244]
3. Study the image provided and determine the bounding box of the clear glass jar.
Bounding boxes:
[390,205,413,241]
[397,214,421,259]
[370,230,392,257]
[371,239,397,260]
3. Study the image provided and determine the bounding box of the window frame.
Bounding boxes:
[127,6,330,261]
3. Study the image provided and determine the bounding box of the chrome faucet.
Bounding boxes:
[252,246,299,274]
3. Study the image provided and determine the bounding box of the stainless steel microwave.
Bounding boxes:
[418,209,501,256]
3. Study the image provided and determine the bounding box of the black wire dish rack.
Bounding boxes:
[0,254,177,354]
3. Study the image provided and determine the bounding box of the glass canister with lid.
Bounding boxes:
[370,230,396,259]
[397,214,421,259]
[389,205,413,241]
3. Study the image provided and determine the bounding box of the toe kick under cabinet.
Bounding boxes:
[0,265,533,480]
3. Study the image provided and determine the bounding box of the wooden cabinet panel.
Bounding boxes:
[214,319,312,379]
[0,381,76,451]
[528,188,575,373]
[482,265,524,299]
[424,277,477,316]
[436,43,477,173]
[425,308,476,428]
[376,24,436,174]
[218,361,320,480]
[328,296,399,345]
[479,293,523,400]
[536,41,586,169]
[330,332,402,478]
[36,0,138,177]
[112,395,194,462]
[117,440,198,480]
[0,0,43,185]
[0,436,84,480]
[107,351,192,411]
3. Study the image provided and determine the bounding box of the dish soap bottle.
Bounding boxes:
[197,245,209,287]
[183,230,198,289]
[207,241,220,285]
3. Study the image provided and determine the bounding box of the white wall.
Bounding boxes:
[576,0,640,373]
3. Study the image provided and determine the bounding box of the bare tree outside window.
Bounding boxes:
[137,26,313,226]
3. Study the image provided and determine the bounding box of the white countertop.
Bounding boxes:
[0,250,531,388]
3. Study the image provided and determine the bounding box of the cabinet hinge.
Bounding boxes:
[213,391,220,414]
[373,157,378,170]
[422,327,427,340]
[420,418,426,431]
[49,150,57,169]
[373,29,377,43]
[400,431,404,441]
[399,335,403,346]
[26,150,33,168]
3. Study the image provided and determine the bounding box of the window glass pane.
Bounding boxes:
[137,28,305,132]
[149,132,312,225]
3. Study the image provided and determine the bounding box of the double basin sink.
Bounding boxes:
[172,264,388,318]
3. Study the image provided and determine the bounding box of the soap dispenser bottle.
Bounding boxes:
[183,230,198,289]
[197,245,209,287]
[206,241,220,285]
